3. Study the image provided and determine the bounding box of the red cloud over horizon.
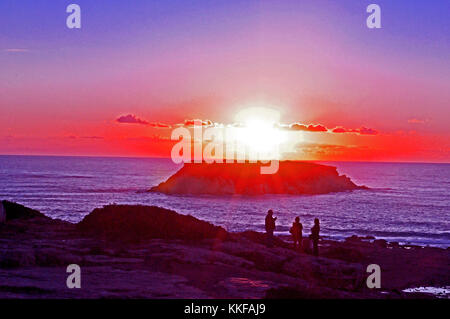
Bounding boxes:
[183,119,214,127]
[283,122,378,135]
[116,114,379,137]
[331,126,378,135]
[288,123,328,132]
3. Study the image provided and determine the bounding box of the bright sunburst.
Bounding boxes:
[232,106,287,158]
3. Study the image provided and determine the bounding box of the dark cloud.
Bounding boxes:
[116,114,149,125]
[116,114,171,128]
[279,122,378,135]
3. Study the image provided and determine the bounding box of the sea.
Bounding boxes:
[0,155,449,248]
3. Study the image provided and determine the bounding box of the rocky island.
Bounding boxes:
[150,161,366,195]
[0,200,448,299]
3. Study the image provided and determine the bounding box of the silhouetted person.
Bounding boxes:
[290,217,303,250]
[265,210,277,247]
[310,218,320,256]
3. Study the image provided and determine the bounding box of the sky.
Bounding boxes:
[0,0,449,162]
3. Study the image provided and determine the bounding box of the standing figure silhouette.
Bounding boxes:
[310,218,320,256]
[290,217,303,250]
[265,210,277,247]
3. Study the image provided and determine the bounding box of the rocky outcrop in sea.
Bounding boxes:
[150,161,367,195]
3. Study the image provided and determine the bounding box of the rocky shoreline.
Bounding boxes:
[0,201,448,299]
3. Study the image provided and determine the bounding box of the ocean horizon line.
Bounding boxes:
[0,153,449,165]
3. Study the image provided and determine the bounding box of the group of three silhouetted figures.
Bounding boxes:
[265,210,320,256]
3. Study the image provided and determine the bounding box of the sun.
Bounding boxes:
[240,119,285,155]
[231,106,287,159]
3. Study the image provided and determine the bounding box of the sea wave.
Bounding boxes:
[14,173,94,179]
[325,227,450,240]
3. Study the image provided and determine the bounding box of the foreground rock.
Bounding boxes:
[149,161,367,195]
[1,200,45,220]
[78,205,227,241]
[0,202,448,299]
[0,201,5,223]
